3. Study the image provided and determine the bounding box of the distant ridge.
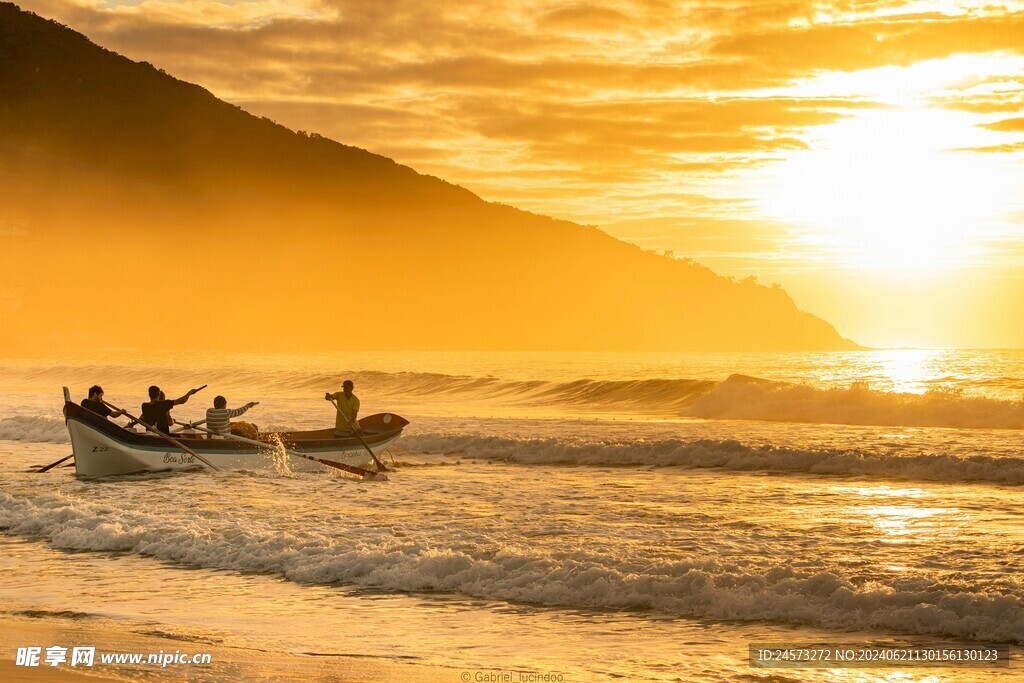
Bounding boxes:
[0,3,859,352]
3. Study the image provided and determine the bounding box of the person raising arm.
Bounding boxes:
[206,396,259,438]
[141,384,204,434]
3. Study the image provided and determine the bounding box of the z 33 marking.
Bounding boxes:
[92,446,109,452]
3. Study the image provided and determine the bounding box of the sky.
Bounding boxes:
[17,0,1024,348]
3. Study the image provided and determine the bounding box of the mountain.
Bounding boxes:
[0,3,858,353]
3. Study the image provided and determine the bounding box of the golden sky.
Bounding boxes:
[19,0,1024,347]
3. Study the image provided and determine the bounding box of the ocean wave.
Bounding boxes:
[0,416,69,443]
[687,374,1024,430]
[399,433,1024,485]
[1,490,1020,643]
[367,371,1024,429]
[5,364,1024,430]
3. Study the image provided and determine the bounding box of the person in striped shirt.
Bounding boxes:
[205,396,258,438]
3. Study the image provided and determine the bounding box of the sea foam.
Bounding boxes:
[1,490,1020,643]
[0,416,68,443]
[400,433,1024,485]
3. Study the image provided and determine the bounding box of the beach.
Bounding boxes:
[0,613,454,682]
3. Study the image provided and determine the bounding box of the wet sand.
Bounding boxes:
[0,616,455,682]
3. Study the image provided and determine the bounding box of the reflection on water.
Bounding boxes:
[862,505,952,539]
[874,350,937,394]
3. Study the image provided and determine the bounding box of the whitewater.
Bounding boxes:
[1,349,1022,681]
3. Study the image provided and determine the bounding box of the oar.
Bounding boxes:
[327,395,389,472]
[103,400,222,472]
[172,419,207,434]
[185,422,383,480]
[35,454,75,473]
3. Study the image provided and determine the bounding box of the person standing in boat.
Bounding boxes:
[80,385,125,420]
[141,385,202,434]
[206,396,258,438]
[325,380,361,436]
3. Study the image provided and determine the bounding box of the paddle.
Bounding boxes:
[35,454,75,473]
[172,419,207,434]
[102,399,222,472]
[327,395,389,472]
[184,421,384,480]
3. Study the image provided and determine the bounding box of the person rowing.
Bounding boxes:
[81,385,125,420]
[205,396,258,439]
[325,380,360,436]
[141,384,204,434]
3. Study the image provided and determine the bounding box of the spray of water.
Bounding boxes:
[266,433,294,477]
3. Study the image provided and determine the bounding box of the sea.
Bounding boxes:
[1,349,1022,681]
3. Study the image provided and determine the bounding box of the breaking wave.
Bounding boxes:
[687,374,1024,430]
[400,433,1024,486]
[1,490,1020,643]
[0,416,68,443]
[4,363,1024,429]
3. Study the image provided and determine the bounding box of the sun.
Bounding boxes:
[754,106,1015,271]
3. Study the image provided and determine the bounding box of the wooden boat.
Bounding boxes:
[63,398,409,477]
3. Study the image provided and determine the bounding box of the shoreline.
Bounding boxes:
[0,615,456,682]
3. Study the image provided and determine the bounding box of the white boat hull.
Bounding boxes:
[64,402,405,477]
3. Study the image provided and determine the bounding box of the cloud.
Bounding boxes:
[712,12,1024,75]
[539,5,632,32]
[937,92,1024,113]
[957,141,1024,153]
[13,0,1024,300]
[982,116,1024,131]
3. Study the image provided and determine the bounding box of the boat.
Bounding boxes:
[63,390,409,477]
